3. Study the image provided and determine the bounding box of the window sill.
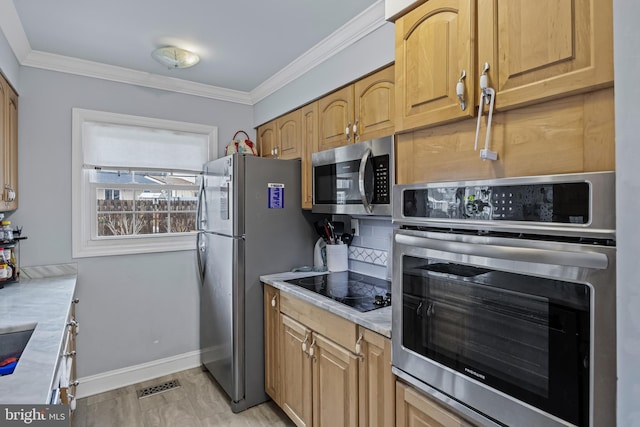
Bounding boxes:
[72,234,197,258]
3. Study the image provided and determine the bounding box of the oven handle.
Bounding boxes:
[395,233,609,269]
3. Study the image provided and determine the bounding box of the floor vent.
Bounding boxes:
[136,379,181,399]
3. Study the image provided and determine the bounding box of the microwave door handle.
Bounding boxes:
[358,148,373,213]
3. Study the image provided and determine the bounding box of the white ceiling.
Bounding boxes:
[1,0,383,104]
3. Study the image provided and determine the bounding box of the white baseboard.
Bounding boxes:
[76,350,203,399]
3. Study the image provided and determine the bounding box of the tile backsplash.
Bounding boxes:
[347,217,395,280]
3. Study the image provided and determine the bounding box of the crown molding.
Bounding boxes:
[1,0,385,106]
[21,50,253,104]
[0,0,31,62]
[249,0,386,104]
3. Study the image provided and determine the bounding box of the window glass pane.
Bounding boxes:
[98,213,137,236]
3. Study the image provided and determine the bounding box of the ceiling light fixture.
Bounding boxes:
[151,46,200,69]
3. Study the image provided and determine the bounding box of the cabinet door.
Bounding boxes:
[257,121,277,158]
[358,329,394,427]
[318,85,355,151]
[5,88,18,211]
[264,285,280,404]
[312,333,359,427]
[280,314,313,427]
[277,109,303,160]
[396,381,473,427]
[395,0,475,132]
[478,0,613,111]
[0,75,18,212]
[354,65,395,142]
[301,102,318,210]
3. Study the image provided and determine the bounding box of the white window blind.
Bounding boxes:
[82,121,211,172]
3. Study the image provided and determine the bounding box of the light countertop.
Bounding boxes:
[260,271,391,338]
[0,264,78,404]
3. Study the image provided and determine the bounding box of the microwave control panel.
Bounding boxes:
[372,155,390,204]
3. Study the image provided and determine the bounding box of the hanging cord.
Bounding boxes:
[473,63,498,161]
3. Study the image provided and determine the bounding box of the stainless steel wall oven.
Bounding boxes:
[392,172,616,427]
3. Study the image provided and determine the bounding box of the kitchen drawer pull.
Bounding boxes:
[302,333,310,353]
[271,294,278,308]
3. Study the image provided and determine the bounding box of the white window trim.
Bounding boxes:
[72,108,218,258]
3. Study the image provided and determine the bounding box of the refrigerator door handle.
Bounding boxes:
[196,175,206,230]
[196,232,206,284]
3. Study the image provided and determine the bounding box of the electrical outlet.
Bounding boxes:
[351,219,359,236]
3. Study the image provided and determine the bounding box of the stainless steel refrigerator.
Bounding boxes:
[196,154,316,412]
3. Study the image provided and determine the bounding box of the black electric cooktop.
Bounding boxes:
[285,272,391,312]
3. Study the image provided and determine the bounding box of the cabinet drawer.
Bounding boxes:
[280,292,357,352]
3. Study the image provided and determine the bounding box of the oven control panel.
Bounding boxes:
[402,182,590,224]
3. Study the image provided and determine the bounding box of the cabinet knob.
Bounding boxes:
[345,122,351,142]
[352,120,359,141]
[73,298,80,304]
[271,294,277,308]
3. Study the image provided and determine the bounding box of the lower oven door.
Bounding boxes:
[392,229,616,427]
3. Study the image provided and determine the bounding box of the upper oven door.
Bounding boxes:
[312,136,393,216]
[392,228,616,427]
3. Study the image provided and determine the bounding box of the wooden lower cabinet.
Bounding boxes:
[264,284,281,405]
[280,314,313,427]
[263,284,395,427]
[312,333,359,427]
[396,381,474,427]
[358,327,395,427]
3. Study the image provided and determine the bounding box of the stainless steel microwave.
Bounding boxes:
[312,136,394,216]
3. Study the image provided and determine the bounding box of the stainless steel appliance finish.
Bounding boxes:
[196,154,316,413]
[312,136,394,216]
[392,172,616,427]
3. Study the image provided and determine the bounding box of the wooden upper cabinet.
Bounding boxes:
[301,102,318,210]
[354,65,396,143]
[277,109,303,160]
[257,121,277,159]
[319,65,396,151]
[318,85,355,151]
[477,0,614,111]
[0,74,18,212]
[395,0,475,132]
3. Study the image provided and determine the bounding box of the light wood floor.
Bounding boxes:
[73,367,295,427]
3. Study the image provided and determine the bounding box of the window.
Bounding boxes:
[104,189,120,200]
[72,109,217,257]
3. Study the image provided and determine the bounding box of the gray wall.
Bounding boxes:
[8,67,253,377]
[613,0,640,424]
[0,29,19,89]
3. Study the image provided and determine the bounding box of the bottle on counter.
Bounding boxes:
[1,221,13,242]
[3,247,17,280]
[0,247,12,281]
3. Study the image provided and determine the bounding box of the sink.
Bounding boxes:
[0,322,36,376]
